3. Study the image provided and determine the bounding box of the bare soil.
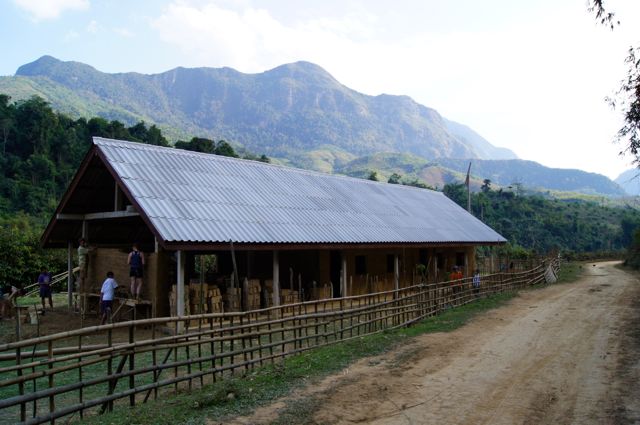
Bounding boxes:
[228,261,640,425]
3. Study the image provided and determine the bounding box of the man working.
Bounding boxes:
[77,238,90,293]
[100,271,118,325]
[128,243,145,301]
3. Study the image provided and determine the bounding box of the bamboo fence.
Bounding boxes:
[0,257,560,424]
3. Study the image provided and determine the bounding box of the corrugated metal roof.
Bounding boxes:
[94,137,506,245]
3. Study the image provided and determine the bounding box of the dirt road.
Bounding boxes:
[230,262,640,424]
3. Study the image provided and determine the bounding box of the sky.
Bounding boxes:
[1,0,640,180]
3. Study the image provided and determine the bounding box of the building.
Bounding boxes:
[41,137,506,317]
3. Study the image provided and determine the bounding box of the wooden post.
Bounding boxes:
[67,241,73,311]
[394,254,399,291]
[177,250,185,333]
[341,253,347,297]
[128,325,135,407]
[272,251,281,307]
[114,181,123,210]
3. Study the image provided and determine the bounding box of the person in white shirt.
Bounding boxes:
[100,271,118,325]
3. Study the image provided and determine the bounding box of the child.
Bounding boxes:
[100,271,118,325]
[472,268,481,297]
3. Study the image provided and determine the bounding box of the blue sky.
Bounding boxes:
[2,0,640,179]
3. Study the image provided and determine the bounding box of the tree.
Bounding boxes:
[443,183,466,207]
[175,137,215,153]
[481,178,492,193]
[367,171,379,181]
[214,140,239,157]
[388,173,402,184]
[588,1,640,166]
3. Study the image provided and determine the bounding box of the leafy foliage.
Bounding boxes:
[589,2,640,168]
[611,47,640,165]
[0,94,269,282]
[0,214,66,289]
[443,182,640,255]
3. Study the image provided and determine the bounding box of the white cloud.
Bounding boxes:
[151,2,370,73]
[86,19,99,34]
[150,0,640,179]
[113,27,134,38]
[13,0,89,22]
[64,29,79,41]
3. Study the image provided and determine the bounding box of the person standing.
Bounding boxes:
[77,238,89,292]
[100,271,118,325]
[38,267,53,310]
[472,269,481,297]
[128,243,145,300]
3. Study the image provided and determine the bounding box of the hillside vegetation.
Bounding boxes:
[442,182,640,256]
[0,56,628,196]
[6,56,516,162]
[0,95,264,287]
[1,94,639,286]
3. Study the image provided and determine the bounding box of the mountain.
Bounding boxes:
[3,55,517,161]
[333,153,625,196]
[615,168,640,196]
[435,158,626,196]
[0,56,625,197]
[444,119,517,160]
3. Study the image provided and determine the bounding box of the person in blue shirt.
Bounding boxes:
[38,267,53,310]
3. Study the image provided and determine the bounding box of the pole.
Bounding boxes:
[176,250,185,333]
[341,253,347,297]
[272,251,280,307]
[465,161,472,213]
[67,241,73,311]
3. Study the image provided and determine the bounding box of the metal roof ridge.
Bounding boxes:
[92,137,445,196]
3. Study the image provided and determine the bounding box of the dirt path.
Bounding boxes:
[228,261,640,425]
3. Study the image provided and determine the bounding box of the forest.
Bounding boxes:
[1,94,640,287]
[0,95,263,287]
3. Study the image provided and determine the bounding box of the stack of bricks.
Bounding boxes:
[311,285,332,300]
[280,289,299,305]
[263,280,274,308]
[246,279,261,310]
[169,284,189,316]
[208,285,223,313]
[224,287,241,312]
[189,283,208,314]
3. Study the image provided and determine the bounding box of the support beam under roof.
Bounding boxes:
[57,211,140,221]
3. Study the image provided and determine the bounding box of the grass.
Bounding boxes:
[555,261,585,284]
[16,292,69,308]
[82,292,517,425]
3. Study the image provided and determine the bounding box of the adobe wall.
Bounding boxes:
[86,247,168,317]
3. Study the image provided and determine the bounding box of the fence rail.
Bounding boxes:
[0,257,560,424]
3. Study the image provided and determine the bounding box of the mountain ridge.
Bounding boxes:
[0,55,627,197]
[8,55,515,161]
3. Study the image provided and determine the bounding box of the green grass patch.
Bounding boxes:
[16,292,69,308]
[555,261,585,284]
[83,291,516,425]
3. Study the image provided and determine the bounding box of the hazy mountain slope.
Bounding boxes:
[444,119,517,160]
[2,55,625,197]
[615,168,640,196]
[6,55,509,160]
[336,153,624,196]
[436,158,625,196]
